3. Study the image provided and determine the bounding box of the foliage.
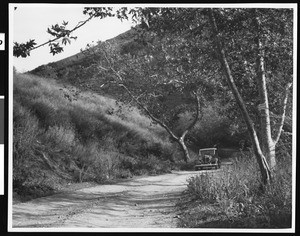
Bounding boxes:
[26,7,293,164]
[13,39,37,58]
[64,34,208,162]
[13,73,177,201]
[180,101,239,148]
[211,9,293,124]
[180,150,292,228]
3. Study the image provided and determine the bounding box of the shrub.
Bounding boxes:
[116,169,133,179]
[185,151,292,228]
[179,102,249,149]
[135,155,171,175]
[69,108,101,143]
[30,101,57,129]
[13,103,40,177]
[118,155,137,172]
[42,125,76,151]
[52,108,73,128]
[13,102,60,199]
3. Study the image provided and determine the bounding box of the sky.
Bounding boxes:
[12,5,136,72]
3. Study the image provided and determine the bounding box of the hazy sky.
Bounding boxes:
[12,4,136,72]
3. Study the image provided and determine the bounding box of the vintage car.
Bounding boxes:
[195,148,221,170]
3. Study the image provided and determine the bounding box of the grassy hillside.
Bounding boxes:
[28,27,150,99]
[13,72,181,201]
[46,27,138,71]
[29,27,136,75]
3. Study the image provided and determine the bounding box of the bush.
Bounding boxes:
[42,125,76,151]
[13,102,40,183]
[118,155,137,172]
[70,142,106,183]
[185,151,292,228]
[116,169,133,179]
[69,108,102,143]
[30,101,57,129]
[52,108,73,128]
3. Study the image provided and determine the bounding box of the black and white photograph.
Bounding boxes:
[4,2,297,233]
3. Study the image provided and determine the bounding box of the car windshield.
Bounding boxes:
[199,149,215,156]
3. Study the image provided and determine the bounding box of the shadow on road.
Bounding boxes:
[12,171,203,228]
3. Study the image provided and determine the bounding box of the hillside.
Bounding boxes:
[47,27,139,70]
[27,25,172,112]
[13,72,183,202]
[29,27,141,97]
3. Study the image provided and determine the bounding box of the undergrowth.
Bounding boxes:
[178,151,293,228]
[13,73,177,202]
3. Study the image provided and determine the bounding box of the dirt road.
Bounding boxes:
[12,170,208,229]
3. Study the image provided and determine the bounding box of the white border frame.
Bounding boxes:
[8,3,297,233]
[0,96,4,195]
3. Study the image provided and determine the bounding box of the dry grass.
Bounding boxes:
[177,152,292,228]
[13,73,176,201]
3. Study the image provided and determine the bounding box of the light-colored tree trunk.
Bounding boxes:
[253,10,276,171]
[253,10,292,171]
[178,136,191,163]
[176,91,202,162]
[256,36,276,170]
[208,9,271,185]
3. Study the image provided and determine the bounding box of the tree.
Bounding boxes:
[14,6,294,184]
[139,7,293,184]
[206,9,293,184]
[89,41,206,163]
[251,9,293,170]
[207,9,271,184]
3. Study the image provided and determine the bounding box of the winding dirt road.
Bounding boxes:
[12,170,208,229]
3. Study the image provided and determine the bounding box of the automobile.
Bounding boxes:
[195,148,221,171]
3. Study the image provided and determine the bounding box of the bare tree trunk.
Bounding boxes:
[253,10,292,171]
[267,82,292,169]
[256,38,276,170]
[178,135,190,163]
[208,9,271,185]
[273,82,293,145]
[177,91,202,162]
[253,11,276,171]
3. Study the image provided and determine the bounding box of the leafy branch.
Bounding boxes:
[13,12,95,57]
[13,7,161,58]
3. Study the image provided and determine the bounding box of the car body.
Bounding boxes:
[195,148,221,170]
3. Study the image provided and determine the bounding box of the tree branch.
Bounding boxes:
[101,45,124,82]
[180,91,202,138]
[273,82,292,145]
[28,14,95,53]
[118,83,179,141]
[282,130,292,136]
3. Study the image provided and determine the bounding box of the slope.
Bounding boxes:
[13,72,178,202]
